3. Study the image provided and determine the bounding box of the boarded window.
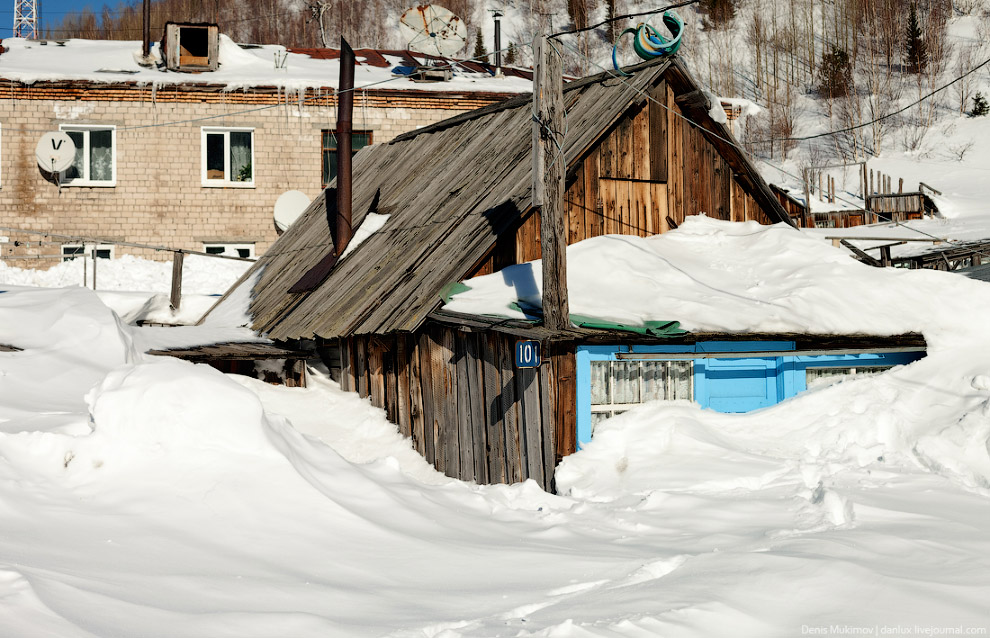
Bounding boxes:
[178,26,209,66]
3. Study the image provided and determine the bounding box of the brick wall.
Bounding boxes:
[0,84,509,268]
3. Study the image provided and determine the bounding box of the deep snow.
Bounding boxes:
[1,218,989,636]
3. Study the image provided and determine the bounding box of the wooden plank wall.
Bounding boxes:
[336,325,576,491]
[474,78,773,269]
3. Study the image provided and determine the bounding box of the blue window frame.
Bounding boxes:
[576,342,924,448]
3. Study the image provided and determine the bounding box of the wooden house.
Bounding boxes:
[206,56,929,490]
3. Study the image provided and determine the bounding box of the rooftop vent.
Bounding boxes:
[162,22,219,72]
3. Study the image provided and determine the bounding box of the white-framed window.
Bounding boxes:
[590,360,693,429]
[806,365,893,390]
[201,127,254,187]
[203,243,255,259]
[62,243,114,261]
[58,125,116,186]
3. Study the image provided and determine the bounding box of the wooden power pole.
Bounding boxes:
[532,32,569,331]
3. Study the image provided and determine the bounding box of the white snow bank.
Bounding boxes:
[3,218,990,636]
[557,347,990,501]
[232,372,451,485]
[87,359,276,457]
[0,253,251,325]
[0,285,137,433]
[445,216,990,348]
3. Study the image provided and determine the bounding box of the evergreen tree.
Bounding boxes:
[818,46,853,99]
[505,42,517,66]
[904,3,927,74]
[472,27,487,61]
[971,92,989,117]
[700,0,737,30]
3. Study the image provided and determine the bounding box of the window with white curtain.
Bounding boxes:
[590,360,693,429]
[59,125,116,186]
[201,127,254,187]
[805,365,893,390]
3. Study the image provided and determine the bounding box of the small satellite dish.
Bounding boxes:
[35,131,76,173]
[399,5,468,57]
[274,190,311,232]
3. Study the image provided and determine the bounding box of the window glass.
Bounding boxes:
[230,131,252,182]
[90,129,113,182]
[206,133,224,180]
[590,359,694,421]
[321,130,372,187]
[203,243,255,258]
[806,366,893,390]
[65,131,84,180]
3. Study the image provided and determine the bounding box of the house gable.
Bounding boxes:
[214,56,789,341]
[469,65,782,276]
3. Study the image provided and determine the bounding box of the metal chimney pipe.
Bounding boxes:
[493,10,503,72]
[335,37,355,255]
[142,0,151,58]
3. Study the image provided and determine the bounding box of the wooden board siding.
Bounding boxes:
[210,56,792,343]
[467,72,769,273]
[339,324,565,491]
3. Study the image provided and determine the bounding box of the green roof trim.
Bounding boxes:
[570,315,687,337]
[439,281,472,304]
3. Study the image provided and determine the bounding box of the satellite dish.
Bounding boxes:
[399,5,468,57]
[35,132,76,173]
[274,190,311,232]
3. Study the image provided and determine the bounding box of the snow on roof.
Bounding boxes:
[0,35,534,94]
[803,214,990,260]
[443,215,990,347]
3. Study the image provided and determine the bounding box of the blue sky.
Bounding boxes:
[5,1,119,37]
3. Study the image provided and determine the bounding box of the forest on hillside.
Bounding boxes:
[43,0,989,168]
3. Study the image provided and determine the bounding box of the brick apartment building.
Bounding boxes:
[0,27,530,266]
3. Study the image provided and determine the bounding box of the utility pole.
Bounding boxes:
[532,28,568,331]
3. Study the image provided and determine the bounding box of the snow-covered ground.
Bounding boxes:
[2,218,989,636]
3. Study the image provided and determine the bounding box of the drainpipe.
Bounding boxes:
[335,37,355,255]
[142,0,151,58]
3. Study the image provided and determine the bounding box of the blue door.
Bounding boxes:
[701,356,779,412]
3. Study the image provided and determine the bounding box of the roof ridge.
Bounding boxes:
[389,55,673,145]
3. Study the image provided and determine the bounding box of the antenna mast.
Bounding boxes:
[14,0,38,39]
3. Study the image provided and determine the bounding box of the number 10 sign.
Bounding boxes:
[515,340,541,368]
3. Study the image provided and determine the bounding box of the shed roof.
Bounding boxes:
[207,56,790,341]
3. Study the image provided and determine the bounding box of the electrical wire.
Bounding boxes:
[549,0,701,39]
[0,43,526,136]
[552,37,973,257]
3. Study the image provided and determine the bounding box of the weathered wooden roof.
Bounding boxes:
[147,341,309,362]
[430,309,928,351]
[210,56,790,341]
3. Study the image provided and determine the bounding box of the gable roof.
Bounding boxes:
[208,56,791,341]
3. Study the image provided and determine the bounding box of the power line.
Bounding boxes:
[0,43,525,136]
[764,55,990,144]
[550,0,701,39]
[552,37,968,255]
